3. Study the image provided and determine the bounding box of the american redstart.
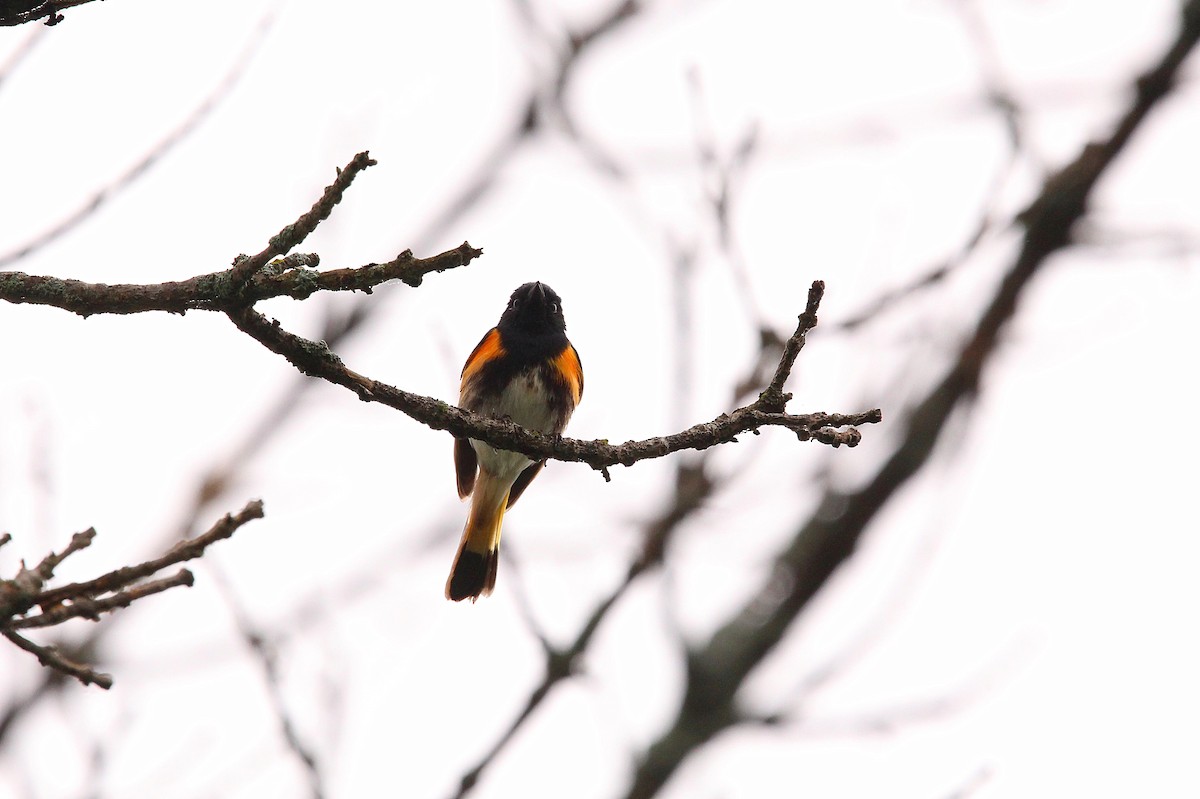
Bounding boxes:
[446,282,583,602]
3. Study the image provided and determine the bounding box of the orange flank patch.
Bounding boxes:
[461,328,504,386]
[554,345,584,406]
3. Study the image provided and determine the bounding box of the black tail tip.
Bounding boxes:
[446,550,496,602]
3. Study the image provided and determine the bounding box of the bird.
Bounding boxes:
[446,281,583,602]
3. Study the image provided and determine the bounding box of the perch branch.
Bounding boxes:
[226,281,880,472]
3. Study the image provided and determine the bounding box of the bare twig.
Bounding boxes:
[1,501,264,686]
[2,630,112,688]
[10,570,195,629]
[0,528,95,618]
[30,500,264,609]
[759,281,822,412]
[29,528,96,582]
[227,151,377,291]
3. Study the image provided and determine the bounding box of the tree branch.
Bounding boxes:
[0,152,484,317]
[11,570,195,629]
[1,630,112,688]
[1,500,264,686]
[225,282,880,473]
[0,240,483,316]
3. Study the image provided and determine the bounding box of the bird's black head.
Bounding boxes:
[498,281,567,335]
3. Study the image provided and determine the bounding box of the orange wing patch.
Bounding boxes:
[554,344,584,406]
[461,328,505,390]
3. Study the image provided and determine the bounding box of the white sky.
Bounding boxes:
[2,0,1199,797]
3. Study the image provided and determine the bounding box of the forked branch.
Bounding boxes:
[0,500,264,687]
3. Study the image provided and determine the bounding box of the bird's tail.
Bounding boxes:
[445,471,511,602]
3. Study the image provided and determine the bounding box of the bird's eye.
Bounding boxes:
[510,298,520,310]
[551,302,560,314]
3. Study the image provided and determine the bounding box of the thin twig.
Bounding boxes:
[0,528,95,618]
[11,570,195,629]
[759,281,823,411]
[227,152,378,291]
[29,528,96,581]
[2,630,112,688]
[32,500,263,607]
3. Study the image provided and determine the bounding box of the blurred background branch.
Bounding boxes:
[620,4,1200,794]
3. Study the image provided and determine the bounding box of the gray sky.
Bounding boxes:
[2,0,1198,797]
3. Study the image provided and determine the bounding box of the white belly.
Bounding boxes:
[471,369,558,480]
